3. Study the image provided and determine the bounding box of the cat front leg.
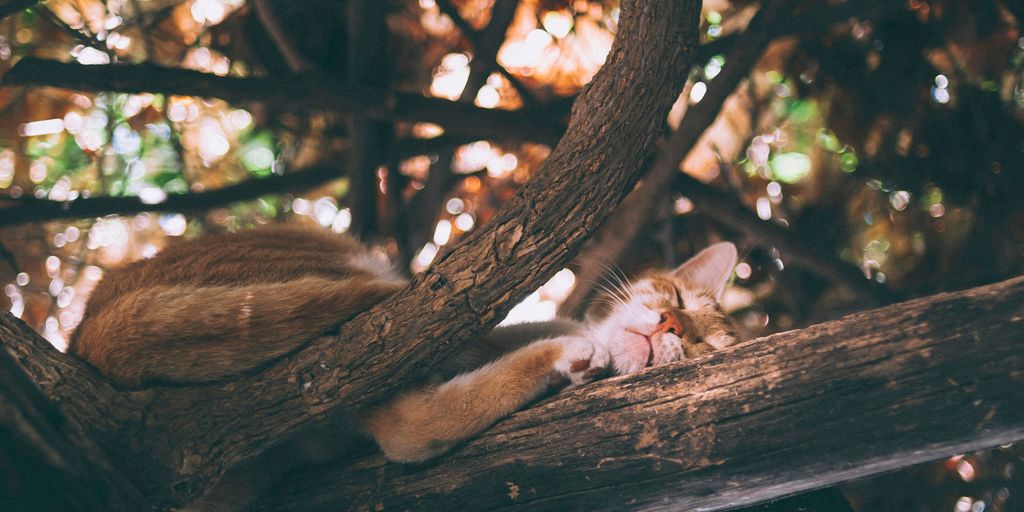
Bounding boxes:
[363,335,609,462]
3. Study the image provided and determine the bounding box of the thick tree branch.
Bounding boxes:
[0,162,345,227]
[1,57,565,144]
[145,1,701,503]
[0,1,703,506]
[251,276,1024,512]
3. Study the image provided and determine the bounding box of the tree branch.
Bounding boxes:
[344,0,391,239]
[694,0,909,63]
[1,57,565,144]
[435,0,538,107]
[252,0,314,74]
[251,276,1024,511]
[458,0,520,104]
[0,162,344,227]
[673,172,897,303]
[0,1,704,506]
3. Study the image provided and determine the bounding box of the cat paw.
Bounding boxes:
[551,336,610,388]
[656,333,686,365]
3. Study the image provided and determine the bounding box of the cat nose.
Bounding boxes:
[655,311,685,336]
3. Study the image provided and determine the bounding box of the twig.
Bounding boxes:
[252,0,313,74]
[458,0,519,104]
[0,240,18,272]
[674,172,896,304]
[0,162,345,227]
[396,0,522,255]
[435,0,539,107]
[394,134,478,160]
[32,6,114,58]
[694,0,908,63]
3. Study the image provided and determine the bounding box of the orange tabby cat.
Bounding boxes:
[70,224,738,463]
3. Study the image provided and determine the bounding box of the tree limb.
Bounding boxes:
[694,0,909,63]
[0,315,139,510]
[344,0,391,239]
[0,1,704,506]
[0,162,345,227]
[435,0,538,107]
[1,57,565,144]
[673,172,898,303]
[252,0,314,74]
[251,276,1024,512]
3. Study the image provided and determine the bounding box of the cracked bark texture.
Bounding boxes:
[0,0,704,507]
[249,276,1024,512]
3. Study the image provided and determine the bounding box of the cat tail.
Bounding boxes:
[72,276,405,386]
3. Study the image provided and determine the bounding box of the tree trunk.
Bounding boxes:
[247,276,1024,512]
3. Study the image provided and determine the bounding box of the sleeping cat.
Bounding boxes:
[69,224,739,463]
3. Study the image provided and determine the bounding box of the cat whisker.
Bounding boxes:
[591,281,628,309]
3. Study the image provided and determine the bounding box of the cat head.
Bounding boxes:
[585,242,739,375]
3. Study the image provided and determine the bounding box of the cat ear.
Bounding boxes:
[672,242,737,301]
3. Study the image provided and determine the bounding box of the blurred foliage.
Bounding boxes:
[0,0,1022,510]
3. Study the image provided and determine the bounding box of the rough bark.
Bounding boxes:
[0,1,703,507]
[249,275,1024,512]
[1,57,564,144]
